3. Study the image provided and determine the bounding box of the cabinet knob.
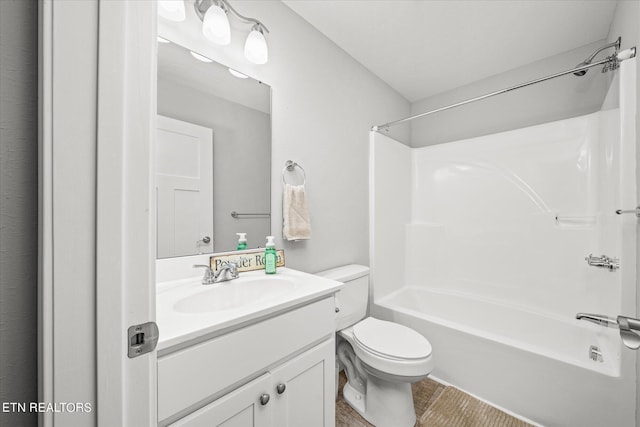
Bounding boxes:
[276,383,286,394]
[259,393,270,406]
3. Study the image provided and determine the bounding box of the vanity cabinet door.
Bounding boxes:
[170,374,272,427]
[271,339,335,427]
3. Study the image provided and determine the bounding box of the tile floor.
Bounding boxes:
[336,372,533,427]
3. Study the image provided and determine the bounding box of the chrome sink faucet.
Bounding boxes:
[193,262,239,285]
[214,262,239,283]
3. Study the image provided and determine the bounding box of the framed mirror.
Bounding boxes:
[156,40,271,258]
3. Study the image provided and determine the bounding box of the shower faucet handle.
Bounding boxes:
[584,254,619,271]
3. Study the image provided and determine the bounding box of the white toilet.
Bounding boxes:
[317,265,434,427]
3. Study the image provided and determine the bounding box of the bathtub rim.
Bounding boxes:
[375,285,623,377]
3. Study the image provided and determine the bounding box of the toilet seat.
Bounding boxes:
[353,317,432,360]
[341,317,434,378]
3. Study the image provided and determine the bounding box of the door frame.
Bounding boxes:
[39,1,157,425]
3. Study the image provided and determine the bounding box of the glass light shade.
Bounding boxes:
[190,51,213,63]
[244,29,268,64]
[158,0,186,22]
[202,5,231,45]
[228,68,249,79]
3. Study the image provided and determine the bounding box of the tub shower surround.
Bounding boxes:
[370,62,636,427]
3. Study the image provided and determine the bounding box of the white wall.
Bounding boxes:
[158,78,271,252]
[411,40,610,147]
[0,1,38,426]
[159,1,411,274]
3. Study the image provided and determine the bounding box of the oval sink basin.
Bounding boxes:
[174,276,299,314]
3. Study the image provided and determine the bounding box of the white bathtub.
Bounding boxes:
[373,286,636,427]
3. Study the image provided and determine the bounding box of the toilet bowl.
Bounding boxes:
[316,265,434,427]
[338,317,433,427]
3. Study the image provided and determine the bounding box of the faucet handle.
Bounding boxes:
[193,264,215,285]
[227,261,239,277]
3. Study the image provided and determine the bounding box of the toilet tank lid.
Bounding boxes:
[315,264,369,282]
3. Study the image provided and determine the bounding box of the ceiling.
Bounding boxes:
[282,0,617,102]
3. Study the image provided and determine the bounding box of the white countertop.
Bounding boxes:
[156,267,343,351]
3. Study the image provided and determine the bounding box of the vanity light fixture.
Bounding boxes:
[228,68,249,79]
[190,51,213,63]
[201,1,231,45]
[244,25,268,65]
[194,0,270,64]
[158,0,186,22]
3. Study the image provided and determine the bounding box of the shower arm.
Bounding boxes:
[582,37,621,65]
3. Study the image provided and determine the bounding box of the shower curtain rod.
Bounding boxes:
[372,47,636,132]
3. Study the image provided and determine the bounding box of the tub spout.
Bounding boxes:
[575,313,619,328]
[576,313,640,350]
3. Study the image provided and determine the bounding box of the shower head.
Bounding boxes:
[572,63,589,77]
[573,37,621,76]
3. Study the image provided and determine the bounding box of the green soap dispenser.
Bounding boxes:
[264,236,277,274]
[236,233,247,250]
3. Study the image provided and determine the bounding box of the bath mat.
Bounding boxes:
[419,386,532,427]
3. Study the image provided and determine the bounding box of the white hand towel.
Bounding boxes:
[283,184,311,240]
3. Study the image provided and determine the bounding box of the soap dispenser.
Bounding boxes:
[264,236,277,274]
[236,233,247,250]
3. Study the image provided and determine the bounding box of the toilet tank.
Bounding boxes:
[316,264,369,331]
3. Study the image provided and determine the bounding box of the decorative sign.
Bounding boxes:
[210,249,285,273]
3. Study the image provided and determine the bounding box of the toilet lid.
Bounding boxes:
[353,317,432,360]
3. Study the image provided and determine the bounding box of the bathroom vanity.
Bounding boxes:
[156,268,342,426]
[153,13,340,426]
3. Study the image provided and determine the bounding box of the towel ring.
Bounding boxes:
[282,160,306,185]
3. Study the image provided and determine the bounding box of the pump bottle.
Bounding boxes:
[236,233,247,250]
[264,236,277,274]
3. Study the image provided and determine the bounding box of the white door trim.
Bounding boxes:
[96,1,157,426]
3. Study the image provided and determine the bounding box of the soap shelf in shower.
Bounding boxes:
[554,214,597,228]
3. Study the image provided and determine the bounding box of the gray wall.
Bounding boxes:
[410,40,610,147]
[0,0,38,426]
[159,1,412,275]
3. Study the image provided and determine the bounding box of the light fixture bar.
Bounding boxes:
[222,0,269,33]
[194,0,269,33]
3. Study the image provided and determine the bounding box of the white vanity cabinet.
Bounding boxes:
[158,297,336,427]
[270,338,334,427]
[171,373,272,427]
[170,339,334,427]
